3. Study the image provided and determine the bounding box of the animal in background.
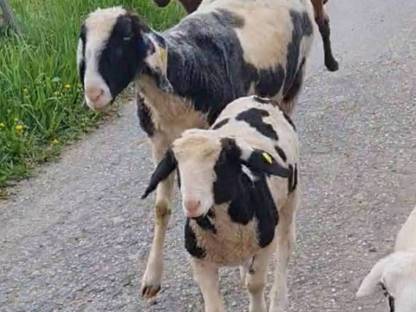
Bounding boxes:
[357,206,416,312]
[153,0,339,71]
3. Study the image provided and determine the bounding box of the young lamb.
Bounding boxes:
[77,1,313,298]
[142,95,300,312]
[152,0,339,71]
[357,206,416,312]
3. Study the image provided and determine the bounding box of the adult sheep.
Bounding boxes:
[142,95,300,312]
[357,206,416,312]
[153,0,339,71]
[77,0,314,298]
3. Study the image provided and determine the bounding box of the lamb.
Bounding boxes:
[142,95,300,312]
[357,206,416,312]
[77,1,313,298]
[153,0,339,71]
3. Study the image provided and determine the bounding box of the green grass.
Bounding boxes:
[0,0,183,188]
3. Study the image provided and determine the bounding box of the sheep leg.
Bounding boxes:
[192,259,225,312]
[269,191,298,312]
[246,249,273,312]
[312,0,339,71]
[141,134,175,298]
[281,59,306,116]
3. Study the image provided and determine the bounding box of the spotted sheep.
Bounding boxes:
[357,206,416,312]
[142,95,300,312]
[77,0,313,299]
[153,0,339,71]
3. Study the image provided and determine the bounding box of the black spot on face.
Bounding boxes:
[213,139,278,248]
[274,146,287,162]
[212,118,229,130]
[137,95,154,137]
[98,13,150,99]
[185,219,206,259]
[283,11,313,96]
[236,108,279,140]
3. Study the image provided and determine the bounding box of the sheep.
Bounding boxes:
[142,95,300,312]
[357,206,416,312]
[152,0,339,71]
[77,1,313,298]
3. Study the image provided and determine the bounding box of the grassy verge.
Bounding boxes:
[0,0,183,188]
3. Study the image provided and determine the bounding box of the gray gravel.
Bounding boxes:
[1,0,415,311]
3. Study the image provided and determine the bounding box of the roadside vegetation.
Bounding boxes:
[0,0,183,189]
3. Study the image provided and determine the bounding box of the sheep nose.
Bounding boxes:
[184,199,201,218]
[85,86,104,103]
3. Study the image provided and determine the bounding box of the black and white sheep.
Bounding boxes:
[77,1,313,298]
[142,95,300,312]
[357,206,416,312]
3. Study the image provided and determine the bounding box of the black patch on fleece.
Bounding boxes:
[255,65,285,98]
[274,146,287,162]
[137,95,155,137]
[212,118,229,130]
[236,108,279,140]
[98,13,150,98]
[194,213,217,234]
[288,164,298,193]
[185,219,206,259]
[212,139,279,248]
[164,10,254,124]
[283,112,296,131]
[283,11,313,95]
[283,58,305,103]
[78,24,87,87]
[253,96,272,104]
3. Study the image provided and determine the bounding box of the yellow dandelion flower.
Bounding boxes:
[64,84,71,89]
[52,139,60,145]
[0,122,5,128]
[15,124,24,135]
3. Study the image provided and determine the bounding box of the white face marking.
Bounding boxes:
[81,7,126,111]
[174,132,221,218]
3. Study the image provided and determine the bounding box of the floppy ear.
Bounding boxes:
[221,138,290,178]
[244,150,291,177]
[142,32,174,93]
[141,149,177,199]
[357,256,391,297]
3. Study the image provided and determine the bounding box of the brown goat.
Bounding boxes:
[153,0,339,71]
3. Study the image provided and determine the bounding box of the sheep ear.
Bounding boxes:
[243,150,291,177]
[142,33,174,93]
[221,138,290,178]
[142,149,177,199]
[357,256,390,297]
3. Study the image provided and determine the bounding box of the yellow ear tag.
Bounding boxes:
[262,152,273,164]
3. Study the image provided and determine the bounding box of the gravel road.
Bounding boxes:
[1,0,415,311]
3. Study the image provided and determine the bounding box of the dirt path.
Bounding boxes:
[1,0,415,311]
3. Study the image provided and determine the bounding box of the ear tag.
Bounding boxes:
[262,152,273,164]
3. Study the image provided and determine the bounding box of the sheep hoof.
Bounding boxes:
[325,58,339,72]
[141,284,161,299]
